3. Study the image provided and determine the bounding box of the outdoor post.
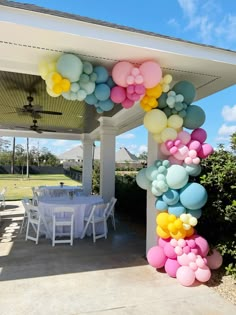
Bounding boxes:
[81,135,93,195]
[26,137,29,178]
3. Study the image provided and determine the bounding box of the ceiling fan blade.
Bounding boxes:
[39,128,57,132]
[35,110,62,115]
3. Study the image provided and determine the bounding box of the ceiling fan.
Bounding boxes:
[5,95,63,118]
[16,119,57,134]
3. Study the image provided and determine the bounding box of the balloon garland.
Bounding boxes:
[39,54,222,285]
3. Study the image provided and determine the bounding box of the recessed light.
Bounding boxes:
[76,115,83,118]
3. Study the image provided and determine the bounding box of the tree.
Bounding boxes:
[230,132,236,152]
[0,137,11,151]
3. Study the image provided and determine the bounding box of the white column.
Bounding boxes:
[82,135,94,196]
[146,133,165,255]
[99,117,117,202]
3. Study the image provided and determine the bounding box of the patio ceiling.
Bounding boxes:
[0,0,236,140]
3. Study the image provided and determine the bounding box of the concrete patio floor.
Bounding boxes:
[0,201,235,315]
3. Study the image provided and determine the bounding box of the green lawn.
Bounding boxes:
[0,174,82,200]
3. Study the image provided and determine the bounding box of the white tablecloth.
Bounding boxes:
[36,186,84,198]
[38,195,104,239]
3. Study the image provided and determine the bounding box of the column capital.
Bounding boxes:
[80,134,93,144]
[98,117,117,135]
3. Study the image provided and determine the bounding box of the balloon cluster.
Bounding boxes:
[39,54,116,113]
[147,236,223,286]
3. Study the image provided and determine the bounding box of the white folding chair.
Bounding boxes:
[82,203,110,243]
[19,198,32,234]
[0,187,7,208]
[25,204,46,245]
[107,197,117,230]
[52,207,74,246]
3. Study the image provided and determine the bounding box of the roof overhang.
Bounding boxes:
[0,1,236,140]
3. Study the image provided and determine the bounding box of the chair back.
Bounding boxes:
[53,207,74,214]
[53,207,74,221]
[0,187,7,195]
[27,204,40,220]
[106,197,117,219]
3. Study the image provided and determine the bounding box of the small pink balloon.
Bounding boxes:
[198,143,214,158]
[147,246,167,269]
[174,246,183,256]
[191,128,207,143]
[131,67,140,76]
[206,249,223,269]
[174,145,189,160]
[187,239,196,248]
[166,140,173,149]
[188,252,196,262]
[170,239,178,247]
[126,76,134,85]
[139,61,162,88]
[135,75,144,84]
[177,253,190,266]
[196,257,205,268]
[159,237,171,248]
[110,86,126,103]
[127,85,135,94]
[191,248,198,255]
[188,140,201,152]
[160,143,171,156]
[193,157,200,164]
[170,147,178,154]
[184,157,192,165]
[189,262,198,271]
[189,150,197,158]
[168,156,183,166]
[135,84,145,95]
[112,61,133,87]
[164,243,177,259]
[178,131,191,145]
[195,266,211,282]
[127,92,140,101]
[191,235,209,257]
[174,139,181,146]
[178,239,186,247]
[183,246,191,254]
[176,266,196,286]
[165,258,181,278]
[122,98,134,109]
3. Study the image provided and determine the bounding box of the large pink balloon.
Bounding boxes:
[165,258,180,278]
[139,61,162,88]
[160,143,171,156]
[191,128,207,143]
[176,266,196,286]
[178,131,191,145]
[198,143,214,158]
[206,249,223,269]
[190,235,209,257]
[195,266,211,282]
[112,61,133,87]
[173,144,189,160]
[110,86,126,103]
[147,246,167,268]
[164,243,177,259]
[188,140,201,152]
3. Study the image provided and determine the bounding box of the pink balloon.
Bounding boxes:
[170,147,178,154]
[206,249,223,269]
[182,246,191,254]
[139,61,162,88]
[168,156,183,165]
[184,157,192,165]
[126,85,135,94]
[160,143,171,156]
[190,235,209,257]
[112,61,133,87]
[135,84,145,95]
[178,131,191,145]
[147,246,167,268]
[127,92,140,101]
[195,266,211,282]
[188,140,201,152]
[165,258,180,278]
[177,253,190,266]
[176,266,196,286]
[198,143,214,158]
[164,243,177,259]
[166,140,174,149]
[122,98,134,109]
[191,128,207,143]
[189,150,197,158]
[174,145,189,160]
[193,157,200,164]
[159,237,171,248]
[110,86,126,103]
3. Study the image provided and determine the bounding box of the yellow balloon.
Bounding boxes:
[162,84,170,93]
[46,86,60,97]
[168,115,183,129]
[163,74,172,84]
[45,72,56,89]
[168,214,176,223]
[156,226,170,239]
[174,219,183,229]
[146,84,162,98]
[168,223,177,233]
[143,109,167,134]
[52,84,63,94]
[148,97,158,108]
[48,60,57,73]
[156,212,169,227]
[161,127,177,142]
[61,79,71,92]
[52,72,62,84]
[170,229,186,240]
[152,133,162,143]
[186,227,194,237]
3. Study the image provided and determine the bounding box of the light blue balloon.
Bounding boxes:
[151,186,163,197]
[168,202,186,217]
[180,183,208,210]
[155,197,168,211]
[94,84,110,101]
[136,168,150,190]
[98,99,114,112]
[70,82,80,93]
[77,90,87,101]
[183,163,202,176]
[96,107,103,114]
[187,208,202,219]
[80,81,95,95]
[90,72,97,82]
[80,73,89,83]
[146,165,158,181]
[94,66,109,83]
[85,93,98,105]
[183,105,206,129]
[166,165,189,189]
[172,80,196,105]
[57,54,83,82]
[162,189,180,205]
[83,61,93,75]
[107,76,116,88]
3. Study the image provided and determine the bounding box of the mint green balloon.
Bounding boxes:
[166,165,189,189]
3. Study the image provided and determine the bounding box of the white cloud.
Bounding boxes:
[117,133,135,139]
[222,105,236,122]
[168,18,180,28]
[218,124,236,136]
[53,140,70,146]
[138,145,147,153]
[178,0,197,18]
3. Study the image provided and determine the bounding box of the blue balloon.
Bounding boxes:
[94,66,109,83]
[106,76,116,88]
[183,105,206,129]
[155,197,168,211]
[162,189,179,205]
[85,93,98,105]
[98,99,114,112]
[187,208,202,219]
[168,202,186,217]
[180,183,208,210]
[94,84,110,101]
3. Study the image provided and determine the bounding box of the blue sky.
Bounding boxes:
[4,0,236,156]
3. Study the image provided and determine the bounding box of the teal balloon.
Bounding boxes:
[187,208,202,219]
[163,107,172,117]
[172,81,196,105]
[146,165,158,181]
[83,61,93,75]
[155,197,168,211]
[158,93,168,108]
[57,54,83,82]
[168,202,186,217]
[166,165,189,189]
[94,66,109,83]
[183,163,202,176]
[183,105,206,129]
[107,76,116,88]
[95,84,110,101]
[136,168,150,190]
[85,93,98,105]
[80,81,95,95]
[96,107,103,114]
[98,99,114,112]
[180,183,208,210]
[162,189,179,205]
